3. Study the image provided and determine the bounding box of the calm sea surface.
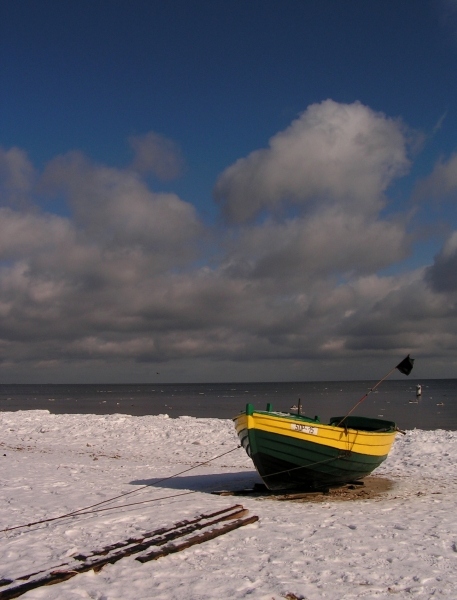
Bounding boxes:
[1,379,456,430]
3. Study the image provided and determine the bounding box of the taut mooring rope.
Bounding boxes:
[1,446,241,534]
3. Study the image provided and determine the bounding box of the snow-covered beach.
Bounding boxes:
[1,410,456,599]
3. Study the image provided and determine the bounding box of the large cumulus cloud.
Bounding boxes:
[0,140,208,375]
[1,106,457,382]
[41,151,201,260]
[214,100,410,223]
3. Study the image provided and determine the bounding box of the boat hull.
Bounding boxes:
[234,406,397,491]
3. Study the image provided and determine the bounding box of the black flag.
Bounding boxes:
[396,354,415,376]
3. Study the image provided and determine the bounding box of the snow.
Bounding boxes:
[1,410,456,599]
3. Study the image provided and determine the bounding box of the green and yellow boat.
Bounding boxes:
[234,356,414,490]
[233,403,398,491]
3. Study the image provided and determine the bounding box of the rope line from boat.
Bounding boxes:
[0,446,241,534]
[261,451,351,480]
[49,490,198,518]
[335,354,415,428]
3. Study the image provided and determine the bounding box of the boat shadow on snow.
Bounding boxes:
[129,470,262,493]
[129,472,396,502]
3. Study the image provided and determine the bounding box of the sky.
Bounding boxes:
[2,0,457,383]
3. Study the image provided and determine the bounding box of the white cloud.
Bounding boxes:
[2,105,457,381]
[41,151,202,265]
[0,149,207,367]
[214,100,410,223]
[339,269,457,359]
[0,208,73,259]
[221,208,410,284]
[0,146,36,207]
[415,153,457,201]
[128,131,185,180]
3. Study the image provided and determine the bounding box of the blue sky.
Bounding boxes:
[2,0,457,382]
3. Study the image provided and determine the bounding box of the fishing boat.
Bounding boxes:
[233,405,398,490]
[233,355,414,491]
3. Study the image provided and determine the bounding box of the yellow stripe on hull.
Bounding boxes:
[234,411,396,457]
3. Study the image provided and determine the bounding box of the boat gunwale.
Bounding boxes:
[233,409,397,436]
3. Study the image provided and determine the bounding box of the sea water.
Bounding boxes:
[0,379,456,430]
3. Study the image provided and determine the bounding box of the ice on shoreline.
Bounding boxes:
[1,410,456,599]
